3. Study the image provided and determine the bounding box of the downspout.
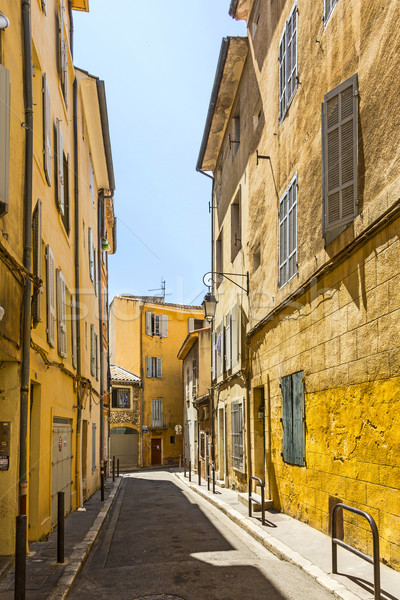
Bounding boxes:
[139,301,145,467]
[20,0,33,516]
[98,193,104,473]
[73,77,83,506]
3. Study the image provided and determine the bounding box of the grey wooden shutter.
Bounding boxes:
[56,119,64,213]
[286,3,298,107]
[161,314,168,337]
[323,74,358,232]
[32,199,42,327]
[281,374,293,464]
[278,28,286,122]
[146,356,151,377]
[292,371,305,466]
[71,295,77,369]
[156,357,162,378]
[225,311,231,371]
[46,245,55,347]
[88,228,93,280]
[152,398,162,427]
[56,269,67,358]
[42,74,51,185]
[188,318,194,332]
[0,65,10,217]
[90,324,95,376]
[145,311,152,335]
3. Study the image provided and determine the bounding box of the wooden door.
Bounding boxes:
[151,438,162,465]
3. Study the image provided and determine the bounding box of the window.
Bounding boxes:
[253,245,261,272]
[42,74,51,185]
[231,302,241,369]
[61,152,69,233]
[231,114,240,158]
[186,367,190,400]
[88,228,94,281]
[279,173,298,287]
[112,387,130,409]
[170,436,175,444]
[0,64,10,217]
[56,269,67,358]
[58,0,68,105]
[281,371,305,466]
[56,119,64,214]
[279,2,298,122]
[32,199,42,327]
[322,74,358,235]
[90,324,95,376]
[324,0,338,25]
[192,359,197,396]
[224,311,231,371]
[215,322,224,377]
[146,357,162,379]
[231,399,244,470]
[145,312,168,337]
[231,193,241,262]
[102,285,108,322]
[188,318,205,332]
[152,398,163,427]
[71,295,77,369]
[46,245,55,347]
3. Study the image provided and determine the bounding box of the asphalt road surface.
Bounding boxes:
[68,471,335,600]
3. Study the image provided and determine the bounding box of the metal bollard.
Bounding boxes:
[189,460,191,482]
[184,457,186,477]
[100,462,105,502]
[198,459,201,486]
[117,458,120,478]
[112,455,115,482]
[57,491,65,563]
[15,515,26,600]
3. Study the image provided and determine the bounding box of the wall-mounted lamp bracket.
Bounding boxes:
[203,271,249,295]
[256,150,270,165]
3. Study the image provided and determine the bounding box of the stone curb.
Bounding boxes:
[46,477,122,600]
[174,473,362,600]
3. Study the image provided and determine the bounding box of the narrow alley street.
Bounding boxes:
[67,471,335,600]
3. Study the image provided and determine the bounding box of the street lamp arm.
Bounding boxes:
[202,271,249,295]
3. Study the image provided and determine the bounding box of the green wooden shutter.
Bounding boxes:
[292,371,305,466]
[281,374,293,463]
[323,74,358,231]
[0,65,10,216]
[43,74,51,185]
[32,199,42,327]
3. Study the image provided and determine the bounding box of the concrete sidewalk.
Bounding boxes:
[174,471,399,600]
[0,477,121,600]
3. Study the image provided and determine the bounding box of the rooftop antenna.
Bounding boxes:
[149,278,166,302]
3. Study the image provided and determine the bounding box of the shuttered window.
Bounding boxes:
[231,302,241,369]
[0,65,10,217]
[231,399,244,470]
[46,245,55,347]
[324,0,338,24]
[216,323,224,377]
[88,228,94,281]
[281,371,305,466]
[32,199,42,327]
[71,295,77,369]
[225,311,231,371]
[279,173,298,287]
[56,119,64,214]
[152,398,163,428]
[58,0,68,105]
[42,74,51,185]
[145,312,168,337]
[279,2,298,122]
[146,357,162,379]
[56,269,67,358]
[322,74,358,233]
[90,324,95,376]
[192,359,197,396]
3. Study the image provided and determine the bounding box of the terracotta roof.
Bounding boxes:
[110,365,140,384]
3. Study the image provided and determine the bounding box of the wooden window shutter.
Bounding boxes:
[188,318,194,332]
[279,174,297,286]
[56,269,67,358]
[146,356,151,377]
[286,3,298,107]
[145,311,152,335]
[323,74,358,232]
[278,29,286,122]
[0,65,10,217]
[161,314,168,338]
[88,228,93,280]
[156,358,162,379]
[292,371,305,466]
[93,248,97,295]
[231,304,239,369]
[32,199,42,327]
[90,324,95,376]
[281,374,293,464]
[71,295,77,369]
[225,311,231,371]
[42,74,51,185]
[56,119,64,213]
[46,245,55,347]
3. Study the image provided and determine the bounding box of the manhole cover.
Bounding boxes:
[132,596,186,600]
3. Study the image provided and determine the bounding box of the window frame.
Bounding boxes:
[279,1,298,123]
[112,387,131,409]
[324,0,338,26]
[278,172,298,288]
[231,398,244,472]
[152,398,163,428]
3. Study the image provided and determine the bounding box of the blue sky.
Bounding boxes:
[73,1,245,305]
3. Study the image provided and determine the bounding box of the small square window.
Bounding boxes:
[170,436,175,444]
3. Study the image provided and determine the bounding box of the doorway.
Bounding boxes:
[51,417,72,527]
[218,404,226,481]
[29,383,41,539]
[253,386,266,481]
[151,438,162,465]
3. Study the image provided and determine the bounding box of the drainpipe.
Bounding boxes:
[139,301,145,467]
[73,77,83,506]
[98,193,104,473]
[20,0,33,517]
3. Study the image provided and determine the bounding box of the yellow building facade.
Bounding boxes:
[110,296,204,467]
[0,0,115,556]
[198,0,400,570]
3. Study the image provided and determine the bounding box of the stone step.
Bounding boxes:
[237,491,274,511]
